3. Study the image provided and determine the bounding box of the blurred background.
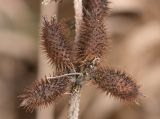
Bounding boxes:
[0,0,160,119]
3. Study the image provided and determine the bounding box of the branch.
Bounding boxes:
[68,85,81,119]
[41,0,52,5]
[47,72,83,80]
[42,0,61,5]
[67,0,83,119]
[74,0,83,42]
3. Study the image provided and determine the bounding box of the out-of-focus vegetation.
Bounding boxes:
[0,0,160,119]
[0,0,40,119]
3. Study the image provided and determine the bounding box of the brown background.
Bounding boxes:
[0,0,160,119]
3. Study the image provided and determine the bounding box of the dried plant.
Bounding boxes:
[90,67,140,102]
[19,0,142,119]
[41,0,62,5]
[41,17,75,73]
[19,76,71,112]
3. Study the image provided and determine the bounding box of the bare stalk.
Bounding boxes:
[74,0,83,42]
[67,0,83,119]
[68,85,81,119]
[41,0,52,5]
[47,73,82,80]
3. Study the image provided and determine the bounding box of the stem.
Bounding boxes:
[47,73,82,80]
[74,0,83,42]
[41,0,51,5]
[68,86,81,119]
[67,0,83,119]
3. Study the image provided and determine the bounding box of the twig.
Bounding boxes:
[67,0,83,119]
[74,0,83,42]
[68,85,81,119]
[47,73,82,80]
[42,0,52,5]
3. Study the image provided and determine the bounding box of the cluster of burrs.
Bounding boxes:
[19,0,142,112]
